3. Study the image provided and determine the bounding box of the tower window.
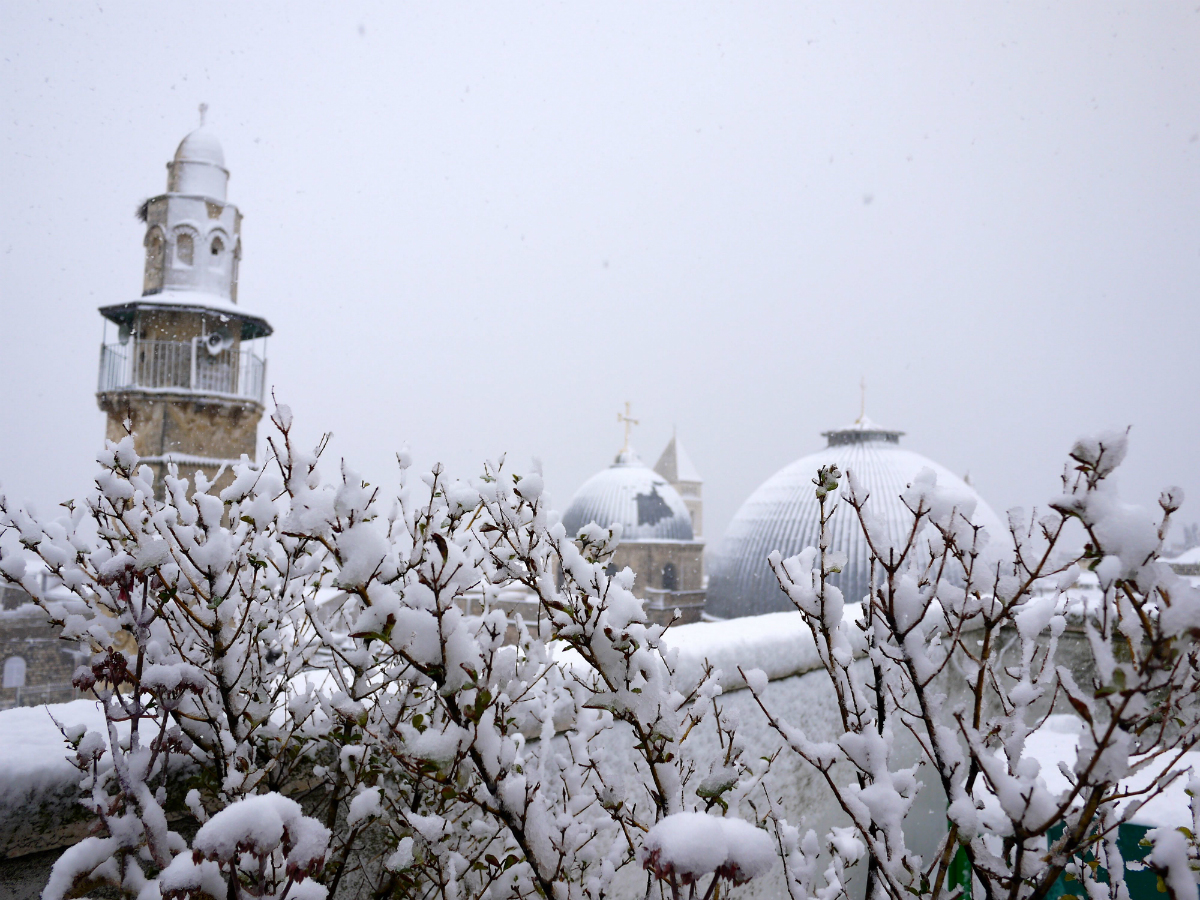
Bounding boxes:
[211,236,224,257]
[176,232,194,266]
[3,656,25,689]
[662,562,678,591]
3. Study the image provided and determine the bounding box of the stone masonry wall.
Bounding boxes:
[611,540,704,592]
[98,391,262,494]
[136,308,243,348]
[0,604,81,710]
[611,540,706,624]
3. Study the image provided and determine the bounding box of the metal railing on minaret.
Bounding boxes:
[98,339,265,403]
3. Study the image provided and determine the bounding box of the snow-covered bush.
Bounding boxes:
[0,408,772,899]
[2,414,1197,900]
[753,432,1200,900]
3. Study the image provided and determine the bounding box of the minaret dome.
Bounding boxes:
[167,128,229,201]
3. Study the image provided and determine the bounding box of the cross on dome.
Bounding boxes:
[822,378,902,443]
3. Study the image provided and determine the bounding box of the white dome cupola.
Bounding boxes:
[707,417,1005,618]
[562,448,696,542]
[166,126,229,201]
[563,403,696,542]
[561,404,708,625]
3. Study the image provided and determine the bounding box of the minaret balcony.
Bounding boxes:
[98,339,265,404]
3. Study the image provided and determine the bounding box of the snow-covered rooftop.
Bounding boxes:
[661,607,853,689]
[562,447,695,542]
[0,700,128,856]
[173,128,226,169]
[1165,546,1200,566]
[99,290,272,340]
[1014,715,1200,830]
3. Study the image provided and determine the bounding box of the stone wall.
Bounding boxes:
[135,308,242,346]
[100,391,259,460]
[611,539,706,624]
[97,390,261,493]
[612,540,704,592]
[0,604,81,710]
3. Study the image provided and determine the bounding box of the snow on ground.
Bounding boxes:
[664,609,828,689]
[1021,715,1200,829]
[0,700,106,803]
[1165,546,1200,566]
[549,607,841,694]
[0,699,123,856]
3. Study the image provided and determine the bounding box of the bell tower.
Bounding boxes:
[96,115,272,490]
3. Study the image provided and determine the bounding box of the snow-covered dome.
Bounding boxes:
[707,419,1006,618]
[174,128,226,167]
[562,449,695,542]
[167,128,229,201]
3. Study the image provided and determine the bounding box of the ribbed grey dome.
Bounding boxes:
[562,450,695,542]
[707,420,1005,618]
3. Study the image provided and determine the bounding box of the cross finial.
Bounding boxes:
[617,401,639,453]
[858,376,866,423]
[198,103,208,127]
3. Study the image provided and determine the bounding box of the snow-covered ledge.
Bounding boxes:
[0,701,113,858]
[0,610,835,859]
[662,608,844,691]
[2,605,1194,877]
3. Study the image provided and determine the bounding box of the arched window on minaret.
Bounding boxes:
[143,227,165,294]
[210,235,224,262]
[175,230,194,267]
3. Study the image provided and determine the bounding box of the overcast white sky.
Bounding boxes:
[1,3,1198,546]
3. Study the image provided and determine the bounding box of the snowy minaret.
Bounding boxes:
[96,116,272,492]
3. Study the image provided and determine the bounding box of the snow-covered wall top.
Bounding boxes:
[0,700,122,858]
[662,608,832,690]
[3,609,1194,866]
